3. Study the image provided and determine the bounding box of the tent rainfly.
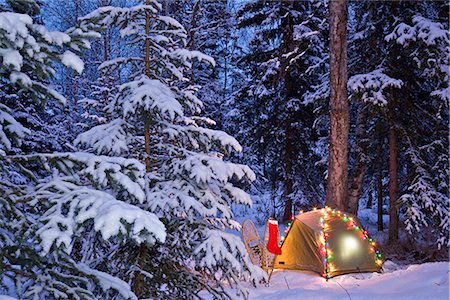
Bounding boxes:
[273,207,383,278]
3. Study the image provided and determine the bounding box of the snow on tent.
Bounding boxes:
[242,207,384,280]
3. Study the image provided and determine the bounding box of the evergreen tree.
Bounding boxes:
[0,1,143,298]
[234,0,328,220]
[348,0,449,249]
[384,1,449,248]
[77,0,265,298]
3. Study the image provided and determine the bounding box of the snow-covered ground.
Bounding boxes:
[231,206,449,300]
[200,261,449,299]
[243,262,449,300]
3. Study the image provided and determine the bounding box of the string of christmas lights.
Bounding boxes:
[279,215,295,245]
[321,206,384,278]
[277,206,383,279]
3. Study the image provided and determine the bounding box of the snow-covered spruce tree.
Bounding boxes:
[345,1,407,216]
[384,5,449,249]
[149,0,237,131]
[41,0,118,131]
[235,0,328,219]
[184,0,236,128]
[1,1,161,299]
[77,1,265,298]
[346,0,449,249]
[0,0,82,154]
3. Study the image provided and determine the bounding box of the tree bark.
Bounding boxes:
[188,0,200,83]
[348,106,368,215]
[366,190,372,209]
[71,0,81,117]
[377,174,383,231]
[376,121,384,231]
[388,114,399,243]
[101,0,110,119]
[223,28,229,98]
[326,0,349,211]
[134,2,152,296]
[283,115,294,221]
[282,2,295,221]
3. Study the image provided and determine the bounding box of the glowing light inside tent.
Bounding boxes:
[340,235,362,260]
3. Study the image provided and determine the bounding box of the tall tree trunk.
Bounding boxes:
[101,0,110,119]
[282,3,294,221]
[134,2,152,296]
[388,110,399,243]
[283,116,294,221]
[376,121,384,231]
[68,0,81,118]
[366,190,372,209]
[223,28,229,98]
[326,0,349,211]
[348,105,368,215]
[188,0,200,83]
[377,175,383,231]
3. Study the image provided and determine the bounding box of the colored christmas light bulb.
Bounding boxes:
[328,263,335,272]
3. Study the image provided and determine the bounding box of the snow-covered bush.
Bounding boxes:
[385,14,449,249]
[348,69,403,106]
[0,1,149,299]
[74,1,265,298]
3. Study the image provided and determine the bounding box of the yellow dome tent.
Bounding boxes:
[273,207,383,278]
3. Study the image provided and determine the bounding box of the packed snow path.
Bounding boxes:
[247,262,449,300]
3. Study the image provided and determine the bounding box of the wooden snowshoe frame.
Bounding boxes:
[242,219,277,282]
[242,219,263,267]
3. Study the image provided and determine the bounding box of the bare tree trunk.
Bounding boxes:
[101,0,110,119]
[134,2,152,296]
[72,0,81,117]
[348,106,368,215]
[366,190,372,209]
[103,29,109,62]
[281,2,294,221]
[283,116,294,221]
[388,111,399,243]
[377,175,383,231]
[188,0,200,83]
[326,0,349,211]
[143,0,152,170]
[223,29,229,98]
[376,121,384,231]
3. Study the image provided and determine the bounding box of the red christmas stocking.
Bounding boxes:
[266,219,282,255]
